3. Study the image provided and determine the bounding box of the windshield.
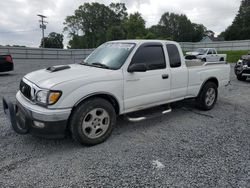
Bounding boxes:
[196,48,207,55]
[84,43,135,70]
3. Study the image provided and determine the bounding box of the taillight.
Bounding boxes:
[5,55,13,63]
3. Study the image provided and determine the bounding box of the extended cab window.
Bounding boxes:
[166,44,181,68]
[208,49,213,54]
[131,45,166,70]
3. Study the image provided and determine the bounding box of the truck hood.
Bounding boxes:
[186,51,200,56]
[24,64,115,88]
[241,55,250,60]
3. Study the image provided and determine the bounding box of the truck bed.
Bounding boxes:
[185,60,230,98]
[185,60,227,67]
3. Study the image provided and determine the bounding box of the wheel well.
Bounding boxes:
[198,78,219,96]
[206,78,219,88]
[74,94,120,115]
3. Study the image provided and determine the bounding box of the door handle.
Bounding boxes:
[126,78,140,82]
[162,74,169,79]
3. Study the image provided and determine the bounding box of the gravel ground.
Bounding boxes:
[0,59,249,187]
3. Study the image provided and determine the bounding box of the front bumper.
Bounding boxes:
[235,65,250,76]
[3,91,71,139]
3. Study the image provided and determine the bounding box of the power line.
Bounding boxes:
[37,14,48,48]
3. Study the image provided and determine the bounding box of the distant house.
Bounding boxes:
[200,30,224,42]
[200,36,224,43]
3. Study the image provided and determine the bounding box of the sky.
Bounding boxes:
[0,0,241,47]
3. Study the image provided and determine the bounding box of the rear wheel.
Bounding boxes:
[70,98,116,145]
[196,82,218,111]
[220,57,224,61]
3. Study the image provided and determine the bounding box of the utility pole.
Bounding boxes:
[37,14,48,48]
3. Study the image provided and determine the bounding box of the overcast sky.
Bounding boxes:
[0,0,240,47]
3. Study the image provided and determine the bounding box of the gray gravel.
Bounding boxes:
[0,59,249,187]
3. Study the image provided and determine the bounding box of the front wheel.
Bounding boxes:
[70,98,116,145]
[201,58,206,62]
[196,82,218,111]
[237,75,247,81]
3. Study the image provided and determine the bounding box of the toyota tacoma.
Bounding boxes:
[3,40,231,145]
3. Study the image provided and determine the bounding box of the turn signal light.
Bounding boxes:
[48,92,61,105]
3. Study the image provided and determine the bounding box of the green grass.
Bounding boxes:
[219,50,249,63]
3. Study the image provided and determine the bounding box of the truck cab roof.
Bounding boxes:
[108,39,179,45]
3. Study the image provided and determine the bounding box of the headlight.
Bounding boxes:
[36,90,62,105]
[237,60,243,65]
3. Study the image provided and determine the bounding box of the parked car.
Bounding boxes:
[234,52,250,81]
[185,48,227,62]
[0,55,14,72]
[3,40,231,145]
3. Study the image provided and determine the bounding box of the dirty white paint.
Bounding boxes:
[152,160,165,169]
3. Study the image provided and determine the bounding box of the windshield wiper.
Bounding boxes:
[79,60,88,65]
[92,62,111,69]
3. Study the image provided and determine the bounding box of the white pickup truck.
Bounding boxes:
[3,40,230,145]
[186,48,227,62]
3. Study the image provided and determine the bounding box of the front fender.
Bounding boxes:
[50,79,124,112]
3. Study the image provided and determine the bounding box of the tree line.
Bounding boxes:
[219,0,250,40]
[41,0,250,49]
[63,3,207,49]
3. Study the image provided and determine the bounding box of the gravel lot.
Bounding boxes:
[0,59,249,187]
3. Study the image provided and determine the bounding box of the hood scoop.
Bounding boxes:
[46,65,71,72]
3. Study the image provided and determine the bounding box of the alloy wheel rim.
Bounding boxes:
[82,108,110,139]
[205,88,216,106]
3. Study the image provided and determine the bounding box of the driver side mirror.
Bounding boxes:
[128,63,147,73]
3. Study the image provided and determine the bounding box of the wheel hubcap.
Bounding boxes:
[205,88,216,106]
[82,108,110,139]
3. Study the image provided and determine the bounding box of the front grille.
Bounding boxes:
[243,59,250,67]
[20,80,32,100]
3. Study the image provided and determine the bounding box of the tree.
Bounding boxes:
[222,0,250,40]
[157,12,206,42]
[192,24,207,42]
[64,2,128,48]
[40,32,64,48]
[123,12,146,39]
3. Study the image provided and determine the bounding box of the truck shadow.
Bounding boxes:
[8,99,200,152]
[0,73,16,77]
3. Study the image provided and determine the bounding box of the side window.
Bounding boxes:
[131,45,166,70]
[212,49,217,54]
[166,44,181,68]
[208,49,213,55]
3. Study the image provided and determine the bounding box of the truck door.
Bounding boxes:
[166,44,188,100]
[212,49,219,61]
[123,42,171,110]
[207,49,214,61]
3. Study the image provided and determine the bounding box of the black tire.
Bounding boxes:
[70,98,116,145]
[196,82,218,111]
[202,58,206,62]
[220,57,224,61]
[237,74,247,81]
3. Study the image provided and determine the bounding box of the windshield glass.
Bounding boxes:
[84,43,135,70]
[196,48,207,55]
